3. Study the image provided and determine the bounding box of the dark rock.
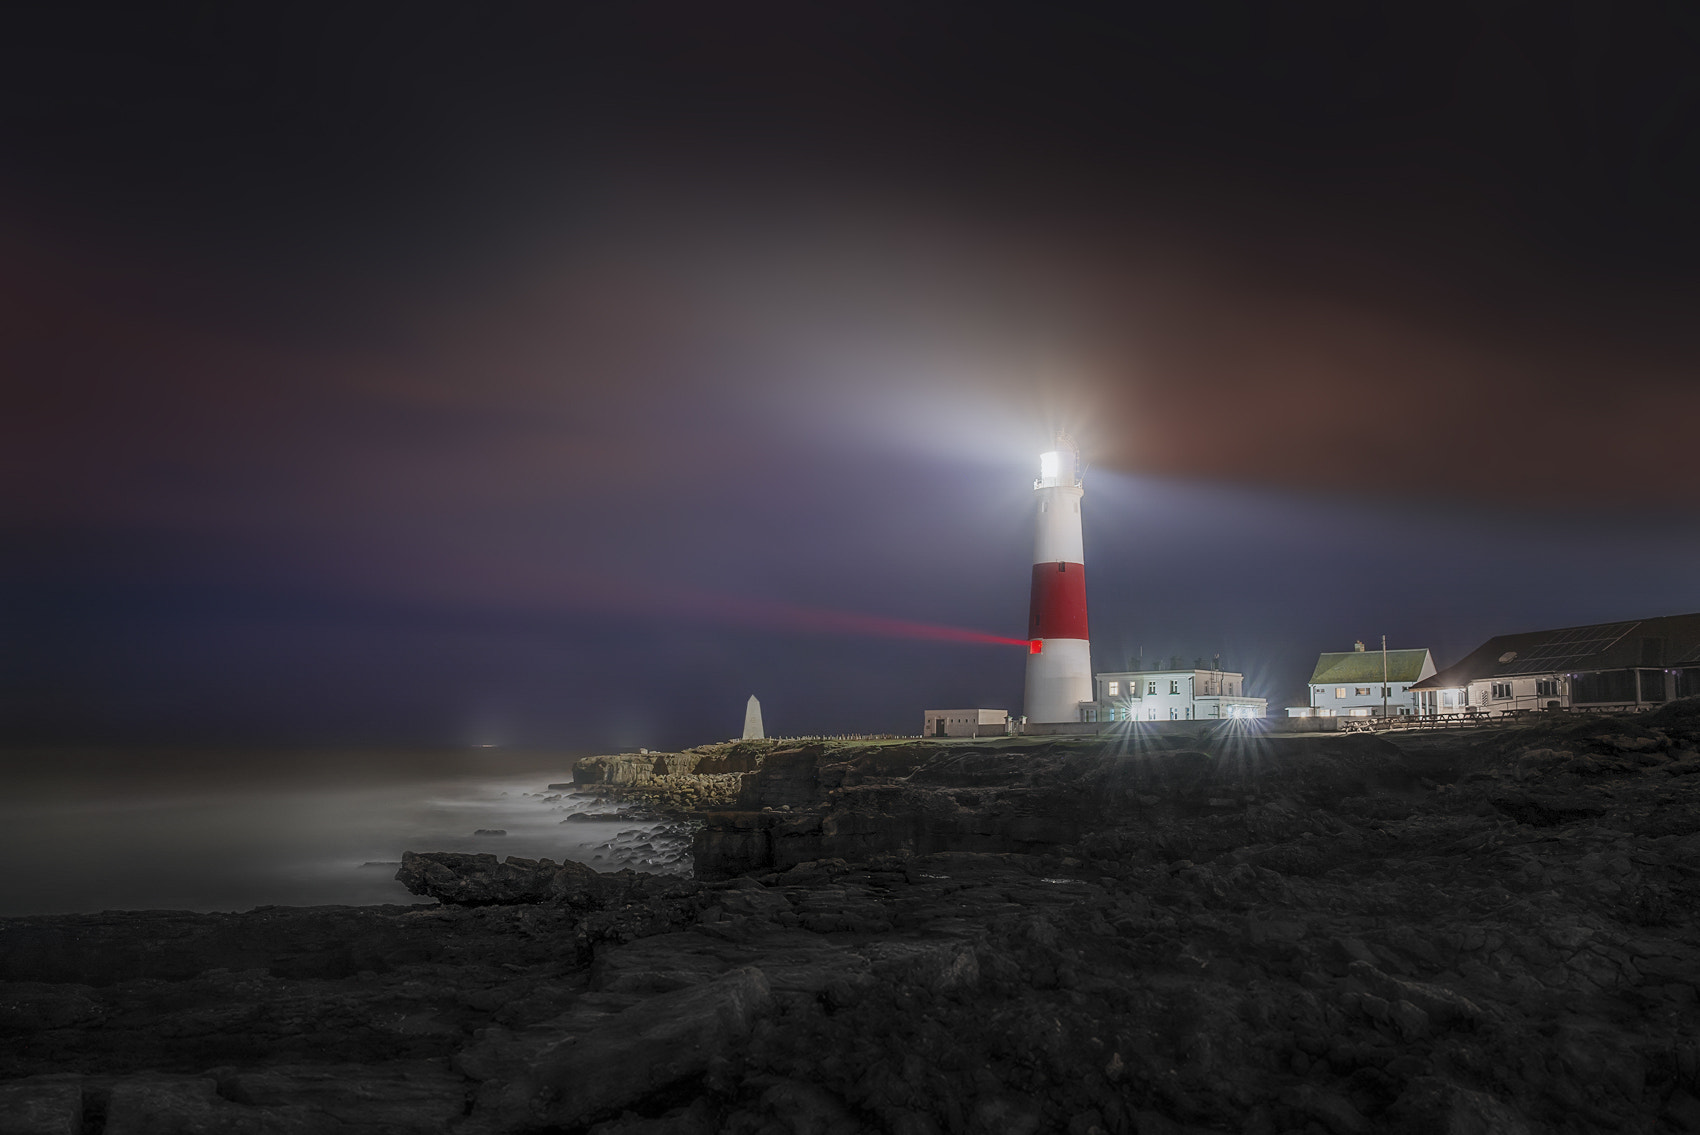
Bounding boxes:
[1383,1076,1532,1134]
[460,967,773,1132]
[472,829,507,837]
[394,852,703,914]
[0,1076,81,1135]
[97,1064,467,1135]
[1488,790,1610,826]
[396,852,588,905]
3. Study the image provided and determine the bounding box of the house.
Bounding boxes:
[1409,612,1700,715]
[923,708,1010,738]
[1083,663,1267,722]
[1287,642,1437,717]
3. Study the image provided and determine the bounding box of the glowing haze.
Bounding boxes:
[3,5,1697,748]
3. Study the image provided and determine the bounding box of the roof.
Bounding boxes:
[1309,649,1433,685]
[1098,668,1246,679]
[1411,612,1700,690]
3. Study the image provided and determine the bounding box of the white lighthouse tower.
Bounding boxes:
[1023,436,1093,723]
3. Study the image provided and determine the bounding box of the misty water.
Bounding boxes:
[0,749,685,916]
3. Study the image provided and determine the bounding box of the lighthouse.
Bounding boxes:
[1024,438,1093,722]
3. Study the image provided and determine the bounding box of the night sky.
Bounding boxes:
[4,4,1698,750]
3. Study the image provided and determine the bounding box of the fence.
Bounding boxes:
[1340,703,1661,734]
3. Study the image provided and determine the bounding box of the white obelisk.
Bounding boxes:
[742,695,765,740]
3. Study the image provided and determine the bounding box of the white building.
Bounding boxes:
[1287,643,1437,718]
[1410,613,1700,716]
[1082,666,1266,722]
[923,708,1010,738]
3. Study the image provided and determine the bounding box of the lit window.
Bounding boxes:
[1336,687,1347,698]
[1354,687,1371,696]
[1106,681,1119,696]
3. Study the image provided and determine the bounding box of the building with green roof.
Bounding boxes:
[1287,642,1437,718]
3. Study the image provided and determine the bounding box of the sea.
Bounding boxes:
[0,748,685,917]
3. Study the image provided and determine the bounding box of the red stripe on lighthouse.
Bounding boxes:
[1027,562,1089,640]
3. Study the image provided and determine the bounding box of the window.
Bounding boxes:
[1169,680,1180,694]
[1106,681,1119,697]
[1381,687,1392,697]
[1491,682,1512,700]
[1148,709,1156,720]
[1536,679,1559,698]
[1572,669,1635,704]
[1169,707,1177,719]
[1335,688,1347,698]
[1148,681,1157,695]
[1354,687,1371,697]
[1441,691,1456,707]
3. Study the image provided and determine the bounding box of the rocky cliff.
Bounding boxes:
[2,706,1698,1133]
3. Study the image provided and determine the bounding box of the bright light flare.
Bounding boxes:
[1039,450,1061,481]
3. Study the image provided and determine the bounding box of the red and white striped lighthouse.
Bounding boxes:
[1024,437,1093,723]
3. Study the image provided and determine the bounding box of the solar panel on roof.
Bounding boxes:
[1668,642,1700,667]
[1497,620,1641,675]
